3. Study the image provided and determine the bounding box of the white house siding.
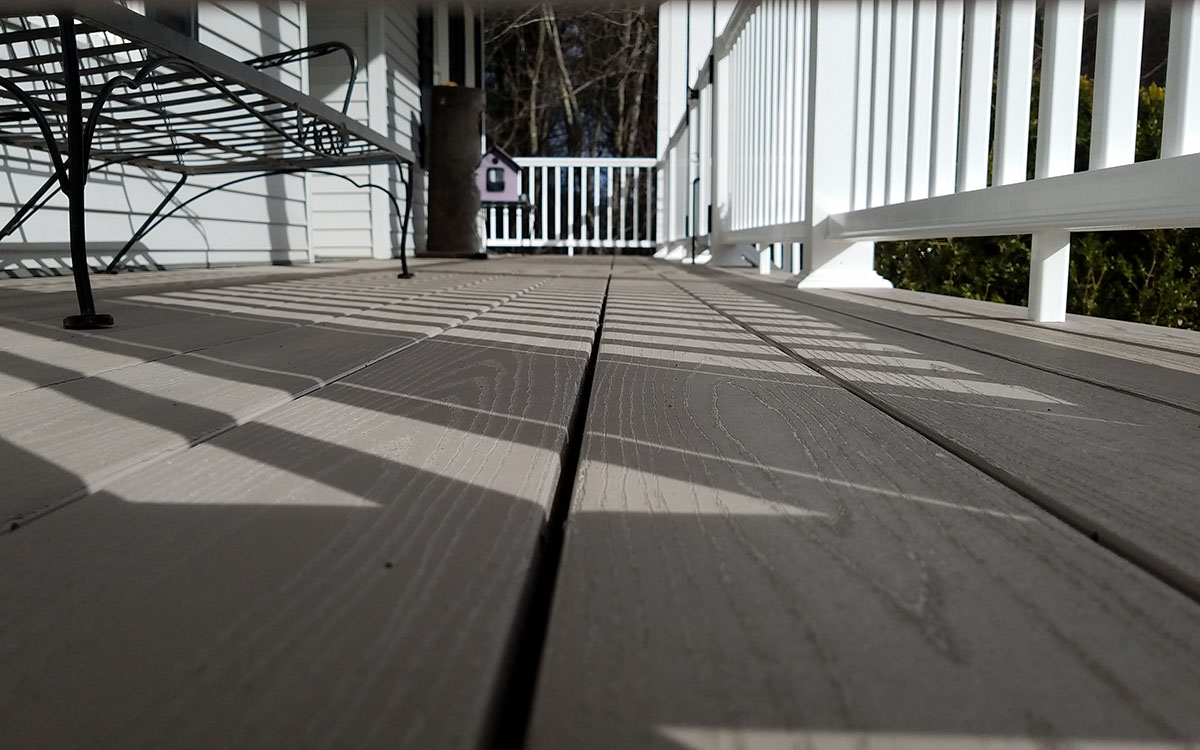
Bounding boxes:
[0,2,311,275]
[382,5,424,255]
[189,1,309,266]
[1,1,435,273]
[306,4,423,260]
[305,5,374,258]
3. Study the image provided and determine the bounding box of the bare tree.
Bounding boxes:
[484,4,657,157]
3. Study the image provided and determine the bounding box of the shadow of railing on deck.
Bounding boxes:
[0,261,1195,748]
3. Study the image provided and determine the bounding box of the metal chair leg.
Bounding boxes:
[58,14,112,330]
[396,158,414,279]
[105,173,189,274]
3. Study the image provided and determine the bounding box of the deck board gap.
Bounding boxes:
[483,268,613,750]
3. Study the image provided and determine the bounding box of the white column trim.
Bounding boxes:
[798,0,892,289]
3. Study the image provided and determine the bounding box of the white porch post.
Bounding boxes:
[1028,230,1072,322]
[796,0,892,289]
[886,0,914,205]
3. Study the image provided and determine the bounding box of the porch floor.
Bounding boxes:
[1,256,1198,749]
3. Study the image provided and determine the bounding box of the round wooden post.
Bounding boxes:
[425,85,485,257]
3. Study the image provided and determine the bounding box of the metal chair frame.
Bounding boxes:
[0,2,418,328]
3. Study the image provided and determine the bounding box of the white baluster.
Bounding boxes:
[541,166,549,244]
[930,0,964,197]
[1027,0,1085,323]
[887,0,914,204]
[907,0,937,201]
[769,0,783,226]
[1163,0,1200,157]
[1091,0,1145,169]
[868,0,893,206]
[567,165,575,254]
[992,0,1036,186]
[957,0,997,191]
[633,167,641,245]
[607,165,615,247]
[595,164,602,244]
[853,0,875,210]
[1036,0,1085,179]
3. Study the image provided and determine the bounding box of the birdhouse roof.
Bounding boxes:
[482,145,521,172]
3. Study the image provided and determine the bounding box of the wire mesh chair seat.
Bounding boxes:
[0,1,417,328]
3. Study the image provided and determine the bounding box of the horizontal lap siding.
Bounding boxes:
[384,6,423,254]
[306,7,373,259]
[0,2,311,274]
[194,2,307,266]
[203,2,303,87]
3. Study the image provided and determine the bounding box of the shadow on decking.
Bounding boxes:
[0,264,1196,748]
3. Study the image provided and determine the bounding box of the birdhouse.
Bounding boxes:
[476,145,523,204]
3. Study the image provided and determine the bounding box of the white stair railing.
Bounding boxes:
[483,157,657,254]
[659,0,1200,321]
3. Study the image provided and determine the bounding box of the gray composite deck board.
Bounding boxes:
[845,287,1200,357]
[6,257,1200,749]
[0,271,608,749]
[528,275,1200,750]
[0,311,288,397]
[0,272,490,396]
[662,270,1200,598]
[793,287,1200,413]
[0,260,437,317]
[0,267,549,527]
[0,261,468,364]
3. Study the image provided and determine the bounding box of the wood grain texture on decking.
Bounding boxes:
[0,273,609,750]
[0,271,484,395]
[0,269,549,527]
[0,259,439,313]
[0,262,465,369]
[528,276,1200,750]
[794,287,1200,412]
[844,286,1200,357]
[672,274,1200,599]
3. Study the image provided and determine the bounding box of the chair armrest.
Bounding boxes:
[243,41,358,116]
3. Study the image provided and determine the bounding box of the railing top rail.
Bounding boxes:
[660,0,762,159]
[830,153,1200,240]
[707,0,761,77]
[514,156,658,168]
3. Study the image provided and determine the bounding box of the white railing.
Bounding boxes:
[658,0,1200,321]
[483,157,657,253]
